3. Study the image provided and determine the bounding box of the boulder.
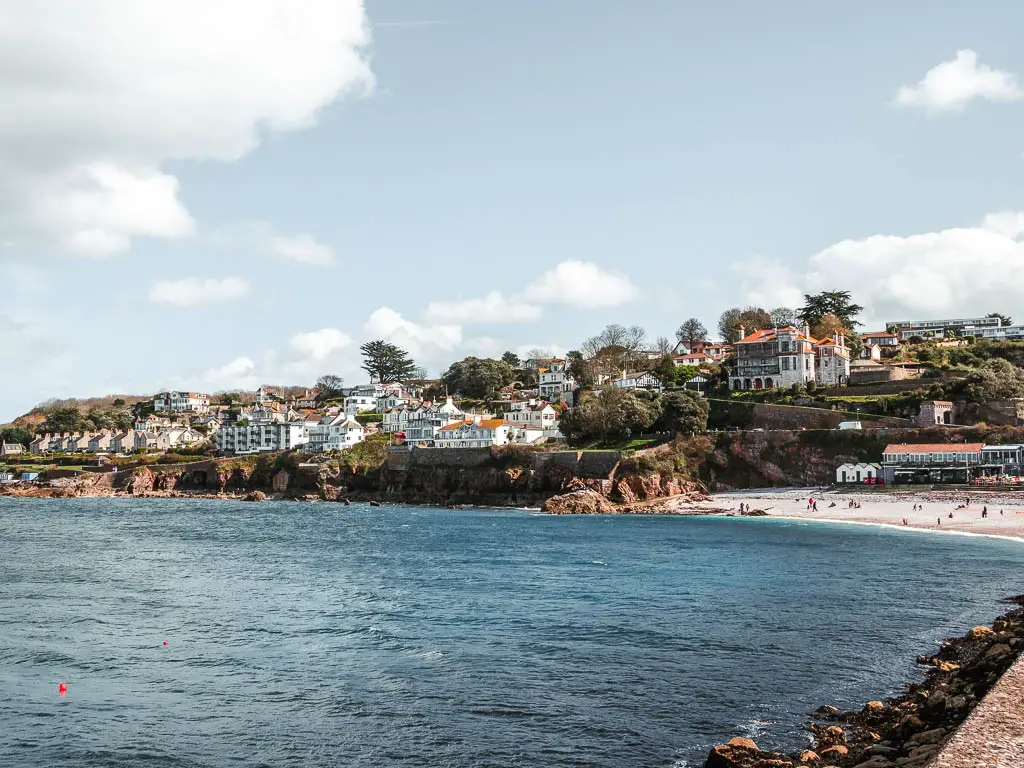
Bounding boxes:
[243,490,266,502]
[797,750,819,763]
[967,625,995,640]
[985,642,1012,658]
[819,746,848,760]
[541,489,615,515]
[865,701,886,711]
[726,738,759,750]
[907,727,946,746]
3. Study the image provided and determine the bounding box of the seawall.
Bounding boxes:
[931,651,1024,767]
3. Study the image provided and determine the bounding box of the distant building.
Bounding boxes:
[881,442,984,483]
[859,331,900,356]
[887,316,1003,341]
[835,463,882,484]
[153,391,210,413]
[731,324,849,391]
[434,419,511,448]
[1,442,24,457]
[304,413,365,453]
[917,401,955,427]
[609,372,663,393]
[538,360,577,403]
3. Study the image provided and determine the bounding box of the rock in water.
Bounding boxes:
[243,491,265,502]
[541,489,616,515]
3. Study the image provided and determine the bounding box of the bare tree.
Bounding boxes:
[770,307,796,328]
[675,318,708,349]
[654,335,674,355]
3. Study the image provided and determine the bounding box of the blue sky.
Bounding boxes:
[4,0,1024,421]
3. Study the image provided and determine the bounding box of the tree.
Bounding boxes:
[811,312,847,340]
[501,351,522,369]
[654,336,674,355]
[652,354,679,387]
[797,290,863,329]
[112,398,125,407]
[582,324,646,376]
[316,374,345,400]
[0,426,34,448]
[675,318,708,350]
[559,387,658,444]
[953,359,1024,403]
[770,307,796,328]
[41,406,84,434]
[987,312,1013,327]
[359,340,417,383]
[441,357,514,400]
[718,306,772,343]
[566,350,595,389]
[656,390,709,435]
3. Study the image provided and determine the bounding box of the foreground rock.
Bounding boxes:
[542,488,616,514]
[703,597,1024,767]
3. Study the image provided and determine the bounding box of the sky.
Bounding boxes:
[4,0,1024,421]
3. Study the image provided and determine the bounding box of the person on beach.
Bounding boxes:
[813,501,818,512]
[937,517,941,526]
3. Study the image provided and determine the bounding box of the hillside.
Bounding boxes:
[6,394,150,430]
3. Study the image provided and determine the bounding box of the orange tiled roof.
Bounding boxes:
[884,443,983,454]
[478,419,505,429]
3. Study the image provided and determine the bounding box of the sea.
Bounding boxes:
[1,498,1022,768]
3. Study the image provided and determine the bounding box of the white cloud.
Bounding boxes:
[896,50,1022,111]
[0,1,372,256]
[366,307,462,352]
[148,277,250,307]
[524,260,640,307]
[734,211,1024,329]
[423,291,542,324]
[200,356,261,391]
[288,328,352,360]
[271,233,336,266]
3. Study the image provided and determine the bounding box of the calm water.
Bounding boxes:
[2,499,1023,768]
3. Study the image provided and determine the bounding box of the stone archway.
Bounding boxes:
[743,378,751,389]
[754,378,763,390]
[733,379,742,390]
[765,377,773,389]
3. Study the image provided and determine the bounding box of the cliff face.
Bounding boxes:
[2,452,706,511]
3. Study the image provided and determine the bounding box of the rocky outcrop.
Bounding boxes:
[542,489,615,515]
[703,597,1024,768]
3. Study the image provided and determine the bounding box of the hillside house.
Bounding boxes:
[836,463,883,484]
[675,352,715,367]
[304,414,365,453]
[344,395,377,416]
[1,442,23,457]
[860,331,900,357]
[609,372,663,393]
[538,361,577,403]
[434,419,511,448]
[109,431,137,454]
[153,391,210,413]
[87,431,113,453]
[731,325,849,390]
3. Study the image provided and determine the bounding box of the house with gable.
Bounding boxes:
[1,441,24,457]
[538,360,577,404]
[304,413,365,453]
[434,418,511,448]
[731,324,849,390]
[29,434,49,454]
[609,372,663,393]
[88,431,113,453]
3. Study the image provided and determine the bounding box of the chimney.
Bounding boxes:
[738,325,745,340]
[803,321,811,339]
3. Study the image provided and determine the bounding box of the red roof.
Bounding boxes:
[884,443,983,454]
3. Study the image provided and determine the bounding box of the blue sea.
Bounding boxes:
[1,498,1022,768]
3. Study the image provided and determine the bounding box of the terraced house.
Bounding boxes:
[731,324,850,391]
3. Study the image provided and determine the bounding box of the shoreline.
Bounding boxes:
[704,597,1024,768]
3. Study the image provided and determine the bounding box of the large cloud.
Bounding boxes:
[733,211,1024,328]
[423,291,542,324]
[524,260,639,307]
[0,0,372,256]
[148,277,251,307]
[896,50,1022,111]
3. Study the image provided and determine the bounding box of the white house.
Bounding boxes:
[538,361,577,403]
[65,433,91,452]
[29,434,49,454]
[214,417,309,455]
[304,414,365,453]
[377,391,411,412]
[434,419,511,448]
[399,397,467,444]
[675,352,715,367]
[505,400,558,432]
[836,463,882,484]
[153,391,210,413]
[610,372,663,393]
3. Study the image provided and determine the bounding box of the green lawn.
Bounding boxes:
[573,435,668,451]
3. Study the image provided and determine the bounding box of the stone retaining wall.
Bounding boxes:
[931,652,1024,767]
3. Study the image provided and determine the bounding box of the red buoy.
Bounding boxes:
[58,682,67,696]
[163,641,168,646]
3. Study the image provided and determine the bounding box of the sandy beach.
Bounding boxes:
[691,488,1024,540]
